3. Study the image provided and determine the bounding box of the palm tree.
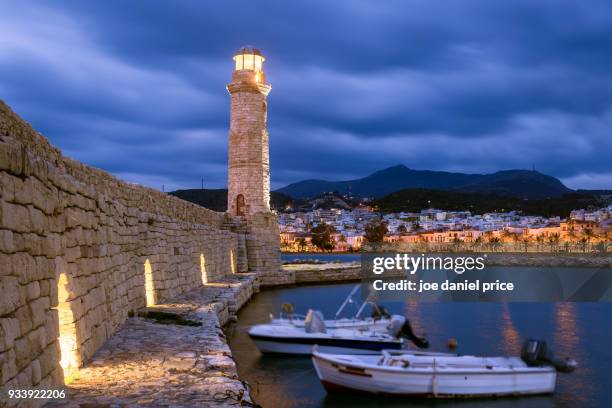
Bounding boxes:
[582,228,596,252]
[547,233,560,252]
[511,233,522,252]
[297,238,307,252]
[451,236,462,252]
[501,229,514,241]
[473,236,484,251]
[579,237,588,253]
[567,220,578,242]
[535,235,545,252]
[489,237,502,251]
[521,235,532,253]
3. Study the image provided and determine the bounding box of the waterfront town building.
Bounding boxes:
[279,205,612,252]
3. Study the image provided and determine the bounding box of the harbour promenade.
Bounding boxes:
[46,274,258,408]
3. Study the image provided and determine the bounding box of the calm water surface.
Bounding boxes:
[282,253,361,263]
[226,254,612,408]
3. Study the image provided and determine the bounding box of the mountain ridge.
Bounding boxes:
[275,165,572,199]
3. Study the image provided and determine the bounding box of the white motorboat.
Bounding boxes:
[312,339,577,398]
[248,311,428,355]
[248,324,404,355]
[269,316,391,332]
[268,284,393,333]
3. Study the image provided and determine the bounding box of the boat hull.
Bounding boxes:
[270,317,391,332]
[313,352,557,398]
[249,334,403,355]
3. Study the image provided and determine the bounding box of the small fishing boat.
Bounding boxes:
[268,284,392,332]
[269,315,392,332]
[312,339,577,398]
[249,324,403,355]
[249,311,429,355]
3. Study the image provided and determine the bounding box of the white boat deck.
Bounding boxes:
[330,353,550,373]
[313,351,557,398]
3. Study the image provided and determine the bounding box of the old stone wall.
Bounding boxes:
[279,252,612,285]
[0,101,251,392]
[281,263,361,284]
[245,212,285,286]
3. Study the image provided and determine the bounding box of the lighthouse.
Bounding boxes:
[227,46,271,218]
[226,46,283,285]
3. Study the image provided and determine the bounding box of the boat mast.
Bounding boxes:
[334,284,361,318]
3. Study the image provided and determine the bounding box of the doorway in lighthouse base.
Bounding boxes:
[236,194,246,216]
[54,273,80,383]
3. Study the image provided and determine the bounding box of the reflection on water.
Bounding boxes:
[403,299,425,335]
[282,253,361,263]
[500,303,520,355]
[553,303,592,406]
[227,279,612,408]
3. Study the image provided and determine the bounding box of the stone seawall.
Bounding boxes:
[484,252,611,268]
[282,262,360,284]
[0,101,251,393]
[280,253,612,285]
[46,274,259,408]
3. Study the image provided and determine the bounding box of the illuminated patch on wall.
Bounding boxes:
[55,273,80,383]
[200,253,208,284]
[144,259,155,306]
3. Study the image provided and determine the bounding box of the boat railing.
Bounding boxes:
[381,350,521,371]
[275,312,308,322]
[382,349,458,358]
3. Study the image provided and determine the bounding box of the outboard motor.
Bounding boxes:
[400,318,429,349]
[387,315,406,337]
[521,339,577,373]
[371,303,391,320]
[304,309,326,333]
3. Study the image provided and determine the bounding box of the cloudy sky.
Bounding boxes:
[1,1,611,191]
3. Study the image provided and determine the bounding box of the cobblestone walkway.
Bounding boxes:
[47,274,258,408]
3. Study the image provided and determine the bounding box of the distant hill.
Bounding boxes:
[576,189,612,197]
[374,189,601,217]
[276,165,572,199]
[169,189,293,212]
[453,170,572,199]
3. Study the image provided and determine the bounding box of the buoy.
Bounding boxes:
[447,338,458,350]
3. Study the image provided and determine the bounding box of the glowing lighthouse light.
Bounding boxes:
[233,46,265,72]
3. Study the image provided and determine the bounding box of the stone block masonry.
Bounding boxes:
[0,100,270,399]
[282,262,361,284]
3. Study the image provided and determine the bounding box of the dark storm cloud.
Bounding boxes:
[1,0,611,190]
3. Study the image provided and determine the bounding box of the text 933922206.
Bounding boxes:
[1,388,67,402]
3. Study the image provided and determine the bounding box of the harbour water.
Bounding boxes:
[281,253,361,263]
[226,254,612,407]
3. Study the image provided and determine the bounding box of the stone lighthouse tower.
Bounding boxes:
[226,46,283,285]
[227,46,271,217]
